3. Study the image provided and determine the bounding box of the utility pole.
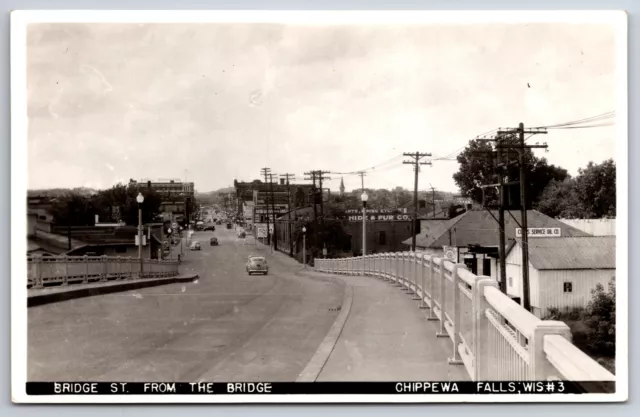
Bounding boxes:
[260,167,271,245]
[430,185,436,218]
[281,173,296,256]
[268,172,278,252]
[303,170,319,256]
[493,124,548,311]
[403,152,432,251]
[357,171,367,192]
[316,170,331,255]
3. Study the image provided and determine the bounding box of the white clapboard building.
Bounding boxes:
[505,236,616,318]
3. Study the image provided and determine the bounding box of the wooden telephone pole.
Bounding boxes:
[268,172,279,251]
[303,170,319,254]
[260,167,271,245]
[403,152,432,251]
[280,173,296,256]
[479,125,548,311]
[357,171,367,192]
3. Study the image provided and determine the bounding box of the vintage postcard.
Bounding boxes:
[11,10,628,403]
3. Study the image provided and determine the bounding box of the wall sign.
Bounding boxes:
[515,227,562,237]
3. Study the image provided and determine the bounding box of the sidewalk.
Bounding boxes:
[299,270,470,382]
[28,274,199,307]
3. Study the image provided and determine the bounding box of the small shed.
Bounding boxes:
[505,236,616,318]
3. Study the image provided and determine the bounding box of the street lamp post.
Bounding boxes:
[136,192,144,278]
[167,228,172,260]
[361,191,369,276]
[302,226,307,269]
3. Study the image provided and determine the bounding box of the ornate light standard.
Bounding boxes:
[302,226,307,269]
[361,191,369,276]
[136,192,144,277]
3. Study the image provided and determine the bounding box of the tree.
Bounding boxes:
[453,139,568,205]
[575,159,616,218]
[535,179,582,218]
[49,192,92,226]
[535,159,616,219]
[89,183,162,225]
[584,277,616,357]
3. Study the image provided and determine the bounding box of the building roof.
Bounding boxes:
[507,236,616,270]
[403,209,591,248]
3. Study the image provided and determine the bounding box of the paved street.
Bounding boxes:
[28,227,344,382]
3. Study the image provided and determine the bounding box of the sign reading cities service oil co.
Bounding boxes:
[515,227,562,237]
[345,208,410,221]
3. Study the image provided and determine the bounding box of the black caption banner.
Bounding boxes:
[27,381,615,395]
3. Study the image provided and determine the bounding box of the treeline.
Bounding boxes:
[453,137,615,219]
[43,182,197,227]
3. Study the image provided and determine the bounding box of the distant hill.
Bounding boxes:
[28,187,98,197]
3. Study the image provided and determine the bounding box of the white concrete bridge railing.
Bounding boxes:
[315,252,615,383]
[27,255,180,288]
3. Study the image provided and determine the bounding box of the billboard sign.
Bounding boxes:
[256,224,268,238]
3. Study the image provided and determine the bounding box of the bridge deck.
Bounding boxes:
[304,271,470,382]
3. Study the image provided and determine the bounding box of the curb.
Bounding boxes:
[27,274,199,307]
[295,271,354,382]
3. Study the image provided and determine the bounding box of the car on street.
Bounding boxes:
[210,237,219,246]
[190,241,201,251]
[203,225,216,231]
[246,255,268,275]
[237,230,246,238]
[226,223,233,229]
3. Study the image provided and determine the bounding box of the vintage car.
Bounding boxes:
[203,225,216,231]
[246,255,268,275]
[210,237,219,246]
[189,241,201,251]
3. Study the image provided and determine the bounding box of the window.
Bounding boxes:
[379,231,387,245]
[563,282,573,293]
[508,277,513,287]
[115,246,127,254]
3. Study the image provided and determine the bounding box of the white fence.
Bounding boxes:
[315,252,615,383]
[27,255,180,288]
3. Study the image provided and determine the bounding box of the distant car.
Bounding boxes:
[226,223,233,229]
[216,220,222,225]
[190,241,201,251]
[203,225,216,231]
[246,256,268,275]
[237,231,246,238]
[210,237,219,246]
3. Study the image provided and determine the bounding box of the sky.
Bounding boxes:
[25,20,620,194]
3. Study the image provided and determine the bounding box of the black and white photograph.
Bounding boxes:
[11,10,627,403]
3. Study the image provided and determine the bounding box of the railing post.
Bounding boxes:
[436,259,447,337]
[419,254,428,309]
[129,257,133,279]
[101,255,108,281]
[473,277,499,381]
[531,321,572,380]
[426,256,437,320]
[412,253,421,299]
[83,255,89,284]
[33,255,43,289]
[61,255,69,286]
[448,263,466,365]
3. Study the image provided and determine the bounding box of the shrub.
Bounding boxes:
[584,277,616,357]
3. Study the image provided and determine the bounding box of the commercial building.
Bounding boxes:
[504,236,616,318]
[129,179,195,224]
[234,179,315,226]
[402,209,591,281]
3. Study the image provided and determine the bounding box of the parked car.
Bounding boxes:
[190,241,201,251]
[210,237,219,246]
[204,225,216,231]
[226,223,233,229]
[237,231,246,238]
[246,255,268,275]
